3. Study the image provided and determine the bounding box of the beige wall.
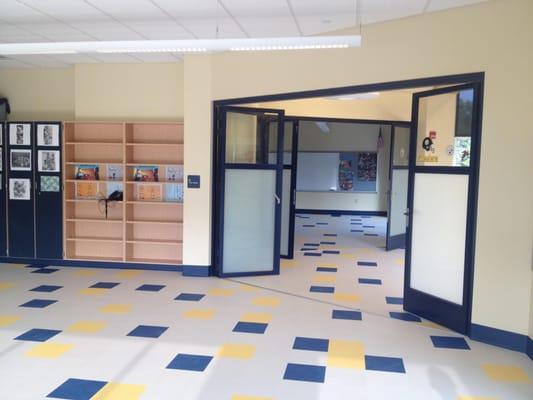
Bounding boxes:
[183,0,533,336]
[296,122,390,212]
[0,68,74,120]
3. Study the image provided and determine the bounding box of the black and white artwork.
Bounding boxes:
[10,149,32,171]
[37,124,60,146]
[38,150,60,172]
[9,123,31,146]
[9,178,31,200]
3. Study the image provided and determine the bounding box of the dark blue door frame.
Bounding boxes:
[404,82,483,335]
[0,123,6,257]
[214,105,285,277]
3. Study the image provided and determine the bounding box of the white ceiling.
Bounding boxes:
[0,0,488,68]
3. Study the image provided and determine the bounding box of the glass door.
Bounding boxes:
[216,106,285,277]
[404,83,481,334]
[386,124,410,250]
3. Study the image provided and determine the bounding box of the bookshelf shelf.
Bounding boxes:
[64,121,184,265]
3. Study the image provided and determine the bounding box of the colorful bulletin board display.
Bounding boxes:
[339,152,356,191]
[339,151,377,192]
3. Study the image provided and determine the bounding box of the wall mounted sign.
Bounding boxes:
[187,175,200,189]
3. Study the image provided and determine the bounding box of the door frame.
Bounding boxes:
[213,105,285,277]
[212,72,484,335]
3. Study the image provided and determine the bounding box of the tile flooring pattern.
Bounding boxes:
[0,214,531,399]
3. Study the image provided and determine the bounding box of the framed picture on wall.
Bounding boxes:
[10,149,31,171]
[38,150,60,172]
[9,123,31,146]
[9,178,31,200]
[37,124,60,146]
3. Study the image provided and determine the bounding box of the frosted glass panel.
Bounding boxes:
[410,173,468,304]
[393,127,410,166]
[389,169,408,236]
[223,169,276,273]
[280,169,291,256]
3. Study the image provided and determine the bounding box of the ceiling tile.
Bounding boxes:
[84,0,168,20]
[0,0,51,23]
[289,0,358,35]
[15,23,92,41]
[15,0,107,22]
[221,0,291,17]
[68,21,143,40]
[181,17,246,39]
[234,17,300,37]
[360,0,427,25]
[426,0,487,12]
[152,0,223,19]
[125,20,193,40]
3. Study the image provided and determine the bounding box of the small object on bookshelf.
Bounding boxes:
[165,165,183,181]
[76,181,98,199]
[106,164,123,181]
[133,165,159,182]
[136,182,163,201]
[165,183,184,202]
[106,181,123,197]
[75,164,99,180]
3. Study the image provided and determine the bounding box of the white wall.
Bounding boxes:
[296,121,391,212]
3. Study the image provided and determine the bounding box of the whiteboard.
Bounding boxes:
[296,152,339,191]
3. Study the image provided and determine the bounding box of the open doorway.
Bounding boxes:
[212,73,483,335]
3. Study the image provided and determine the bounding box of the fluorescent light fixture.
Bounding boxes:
[315,121,330,133]
[0,36,360,56]
[327,92,380,100]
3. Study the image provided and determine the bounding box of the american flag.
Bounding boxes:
[377,127,384,150]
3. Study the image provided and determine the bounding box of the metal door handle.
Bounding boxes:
[274,194,280,204]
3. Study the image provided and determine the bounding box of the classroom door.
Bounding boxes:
[386,125,410,250]
[404,83,481,334]
[215,106,285,277]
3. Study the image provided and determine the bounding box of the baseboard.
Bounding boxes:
[470,323,529,354]
[182,265,211,277]
[527,337,533,361]
[296,209,387,217]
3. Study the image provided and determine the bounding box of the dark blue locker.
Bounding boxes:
[0,123,6,256]
[34,122,63,259]
[7,122,35,258]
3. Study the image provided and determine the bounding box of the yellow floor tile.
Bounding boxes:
[252,297,281,307]
[217,344,256,359]
[25,342,74,359]
[74,269,97,277]
[241,312,272,323]
[99,304,132,314]
[92,382,146,400]
[0,315,20,327]
[66,320,106,334]
[482,364,530,382]
[333,293,360,303]
[317,263,336,268]
[0,282,15,290]
[312,274,337,283]
[341,254,357,259]
[208,288,235,297]
[281,260,297,268]
[232,395,272,400]
[239,284,260,292]
[327,340,364,369]
[183,309,215,320]
[395,258,405,266]
[80,288,107,295]
[115,270,142,279]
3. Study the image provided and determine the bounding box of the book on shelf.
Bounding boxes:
[133,165,159,182]
[75,164,99,180]
[165,165,183,182]
[106,165,123,181]
[136,183,163,201]
[75,181,98,199]
[165,183,183,202]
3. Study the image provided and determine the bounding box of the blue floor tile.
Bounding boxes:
[320,241,336,245]
[351,229,363,233]
[233,321,268,334]
[332,309,362,321]
[323,233,337,237]
[283,363,326,383]
[357,261,377,267]
[310,286,334,293]
[47,378,107,400]
[302,225,315,228]
[364,233,379,237]
[167,354,213,372]
[127,325,168,338]
[316,267,337,272]
[175,293,205,301]
[363,225,375,228]
[304,252,322,257]
[316,222,328,225]
[15,328,61,342]
[322,250,340,254]
[385,296,403,305]
[304,243,320,247]
[136,284,165,292]
[358,278,381,285]
[365,355,405,373]
[90,282,119,289]
[293,337,329,352]
[350,222,362,225]
[31,268,59,274]
[301,247,318,251]
[430,336,470,350]
[389,312,422,322]
[30,285,63,293]
[19,299,57,308]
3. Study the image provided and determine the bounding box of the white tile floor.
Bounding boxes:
[0,214,531,399]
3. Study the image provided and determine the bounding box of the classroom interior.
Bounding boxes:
[0,1,532,399]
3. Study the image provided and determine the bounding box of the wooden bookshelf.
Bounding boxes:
[63,121,184,265]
